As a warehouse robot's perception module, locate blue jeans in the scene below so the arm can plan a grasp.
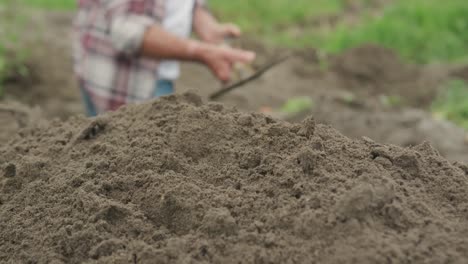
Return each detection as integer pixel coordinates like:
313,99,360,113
80,80,174,117
80,87,98,117
154,79,175,97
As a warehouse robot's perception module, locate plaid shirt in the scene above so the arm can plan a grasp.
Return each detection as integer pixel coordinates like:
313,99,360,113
74,0,205,113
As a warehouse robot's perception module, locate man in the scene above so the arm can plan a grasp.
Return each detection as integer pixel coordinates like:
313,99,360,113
74,0,255,116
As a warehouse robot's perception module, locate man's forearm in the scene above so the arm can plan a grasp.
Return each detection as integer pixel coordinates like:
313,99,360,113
192,5,241,44
140,24,206,62
193,5,218,35
140,23,255,82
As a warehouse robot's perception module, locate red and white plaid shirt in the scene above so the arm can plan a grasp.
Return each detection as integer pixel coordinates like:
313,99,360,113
73,0,205,113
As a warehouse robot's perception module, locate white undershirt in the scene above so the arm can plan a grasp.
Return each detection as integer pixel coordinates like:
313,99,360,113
158,0,195,80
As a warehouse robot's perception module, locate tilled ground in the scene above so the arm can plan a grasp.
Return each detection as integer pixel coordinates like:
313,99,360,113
1,94,468,263
3,11,468,163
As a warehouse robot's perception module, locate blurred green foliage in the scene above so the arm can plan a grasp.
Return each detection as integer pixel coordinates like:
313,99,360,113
0,0,29,97
432,80,468,129
209,0,345,32
323,0,468,63
0,0,17,97
209,0,371,48
14,0,468,64
24,0,357,47
280,96,314,114
27,0,76,10
211,0,468,64
8,0,468,127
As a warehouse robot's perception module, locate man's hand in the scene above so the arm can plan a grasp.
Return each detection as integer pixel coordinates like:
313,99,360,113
195,43,255,82
192,7,255,82
197,23,241,44
193,6,241,44
141,24,255,83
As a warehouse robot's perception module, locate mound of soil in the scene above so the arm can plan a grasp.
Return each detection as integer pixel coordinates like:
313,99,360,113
2,93,468,263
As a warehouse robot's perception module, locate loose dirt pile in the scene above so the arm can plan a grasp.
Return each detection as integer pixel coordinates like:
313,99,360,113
2,93,468,263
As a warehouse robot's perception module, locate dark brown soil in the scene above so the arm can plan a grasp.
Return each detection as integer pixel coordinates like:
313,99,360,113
329,45,451,108
2,93,468,263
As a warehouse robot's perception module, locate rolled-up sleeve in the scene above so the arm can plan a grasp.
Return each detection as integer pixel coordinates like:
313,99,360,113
104,1,157,56
107,0,204,56
110,14,154,56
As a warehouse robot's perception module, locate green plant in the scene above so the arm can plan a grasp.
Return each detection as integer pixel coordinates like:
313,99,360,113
322,0,468,63
27,0,76,10
21,0,468,65
210,0,468,63
0,57,4,97
208,0,364,47
209,0,343,30
0,1,13,97
280,96,314,114
432,79,468,129
0,0,30,98
379,95,404,108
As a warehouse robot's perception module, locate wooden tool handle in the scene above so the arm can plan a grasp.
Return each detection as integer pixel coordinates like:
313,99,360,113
209,54,290,101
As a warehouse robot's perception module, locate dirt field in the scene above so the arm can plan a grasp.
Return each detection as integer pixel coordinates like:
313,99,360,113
2,12,81,120
177,44,468,162
2,12,468,163
2,94,468,263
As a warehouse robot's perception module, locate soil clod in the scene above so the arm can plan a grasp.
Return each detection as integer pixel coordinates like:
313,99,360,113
3,163,16,178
